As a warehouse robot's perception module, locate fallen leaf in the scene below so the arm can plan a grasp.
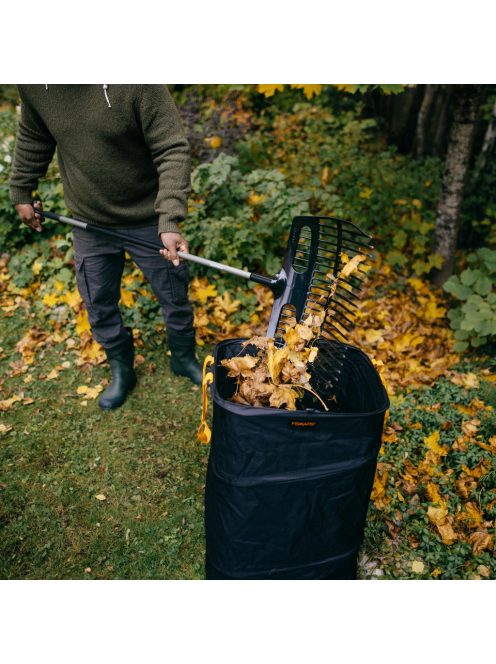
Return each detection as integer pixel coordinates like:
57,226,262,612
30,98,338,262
424,431,448,456
412,561,424,574
95,494,106,501
269,385,299,410
221,355,259,379
450,372,479,389
469,530,493,555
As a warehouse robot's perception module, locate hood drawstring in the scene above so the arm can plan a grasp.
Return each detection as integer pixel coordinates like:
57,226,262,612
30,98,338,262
45,85,48,90
103,84,111,108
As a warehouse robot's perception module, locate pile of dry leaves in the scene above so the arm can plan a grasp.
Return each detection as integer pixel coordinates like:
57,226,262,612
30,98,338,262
221,314,325,411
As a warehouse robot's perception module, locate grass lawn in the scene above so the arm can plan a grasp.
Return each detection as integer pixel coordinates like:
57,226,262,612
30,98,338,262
1,307,495,580
1,308,210,579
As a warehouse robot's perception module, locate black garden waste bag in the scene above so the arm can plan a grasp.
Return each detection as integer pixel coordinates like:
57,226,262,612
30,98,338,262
204,338,390,580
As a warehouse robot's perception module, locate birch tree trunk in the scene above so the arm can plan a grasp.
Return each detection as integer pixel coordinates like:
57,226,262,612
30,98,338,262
431,85,482,286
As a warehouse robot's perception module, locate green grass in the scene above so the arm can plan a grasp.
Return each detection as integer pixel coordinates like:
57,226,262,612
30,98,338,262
0,310,210,579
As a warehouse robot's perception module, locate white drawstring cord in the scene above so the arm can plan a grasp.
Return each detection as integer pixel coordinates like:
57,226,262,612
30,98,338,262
45,84,48,90
103,84,111,108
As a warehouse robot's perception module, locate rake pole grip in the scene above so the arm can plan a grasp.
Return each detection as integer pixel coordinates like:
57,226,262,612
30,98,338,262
34,207,255,281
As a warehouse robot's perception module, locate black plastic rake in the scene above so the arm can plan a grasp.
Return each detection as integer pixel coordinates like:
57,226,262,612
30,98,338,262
35,208,373,406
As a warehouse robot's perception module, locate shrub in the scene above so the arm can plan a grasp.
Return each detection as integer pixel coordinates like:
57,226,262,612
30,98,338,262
184,153,312,279
0,109,67,249
443,248,496,351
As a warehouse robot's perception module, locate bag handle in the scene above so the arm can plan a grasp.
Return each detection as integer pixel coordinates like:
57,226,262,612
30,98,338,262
197,354,215,444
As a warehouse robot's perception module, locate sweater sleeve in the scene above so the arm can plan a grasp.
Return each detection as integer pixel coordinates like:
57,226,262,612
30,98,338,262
136,85,191,235
9,89,56,206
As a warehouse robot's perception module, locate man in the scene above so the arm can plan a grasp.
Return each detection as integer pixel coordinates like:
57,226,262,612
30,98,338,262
9,84,202,410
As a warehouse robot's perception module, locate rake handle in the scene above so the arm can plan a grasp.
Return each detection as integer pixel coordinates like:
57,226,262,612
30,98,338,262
34,207,278,288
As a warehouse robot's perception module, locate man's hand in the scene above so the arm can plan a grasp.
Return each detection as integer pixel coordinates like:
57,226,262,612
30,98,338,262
160,232,189,266
16,200,43,232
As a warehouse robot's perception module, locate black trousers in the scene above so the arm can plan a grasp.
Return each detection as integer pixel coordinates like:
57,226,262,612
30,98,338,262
73,224,195,349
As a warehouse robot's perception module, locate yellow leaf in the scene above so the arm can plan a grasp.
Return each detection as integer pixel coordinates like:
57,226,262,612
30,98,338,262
269,385,299,410
0,394,23,411
257,84,284,97
457,501,484,527
334,84,359,94
365,330,384,344
32,259,43,275
411,561,424,574
76,310,91,336
54,280,65,293
247,191,265,206
339,254,366,278
220,355,259,379
266,340,289,384
63,290,81,309
424,300,446,320
205,135,222,149
290,84,323,99
85,386,104,399
424,431,447,456
427,505,448,527
426,482,446,507
42,293,59,307
0,423,13,436
120,288,136,308
437,523,458,546
359,187,373,200
450,372,479,389
46,369,59,380
77,385,89,395
461,418,479,438
95,494,106,501
193,283,218,304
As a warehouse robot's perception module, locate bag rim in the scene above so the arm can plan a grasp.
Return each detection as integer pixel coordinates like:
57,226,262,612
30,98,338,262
212,337,390,419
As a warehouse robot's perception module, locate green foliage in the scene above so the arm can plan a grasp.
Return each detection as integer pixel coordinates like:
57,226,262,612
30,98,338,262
185,153,311,278
237,102,443,274
0,110,67,249
444,248,496,351
362,373,496,580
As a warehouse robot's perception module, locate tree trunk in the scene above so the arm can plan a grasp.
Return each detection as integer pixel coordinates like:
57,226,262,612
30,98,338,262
473,98,496,180
432,85,454,157
415,85,438,157
431,85,482,286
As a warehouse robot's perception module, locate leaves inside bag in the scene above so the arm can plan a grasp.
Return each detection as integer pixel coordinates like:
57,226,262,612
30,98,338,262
221,314,327,411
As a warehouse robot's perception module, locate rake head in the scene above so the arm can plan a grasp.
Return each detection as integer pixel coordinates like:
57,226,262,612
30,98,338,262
266,215,373,408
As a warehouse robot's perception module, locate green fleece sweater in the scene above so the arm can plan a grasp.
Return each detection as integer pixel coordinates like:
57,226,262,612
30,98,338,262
9,84,191,235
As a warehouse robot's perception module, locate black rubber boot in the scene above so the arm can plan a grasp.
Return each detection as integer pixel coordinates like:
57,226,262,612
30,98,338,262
168,330,203,386
99,334,137,410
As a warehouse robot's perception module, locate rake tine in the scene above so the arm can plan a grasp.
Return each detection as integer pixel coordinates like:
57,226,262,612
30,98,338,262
295,243,372,262
319,219,372,240
311,266,370,283
343,272,367,286
316,238,374,259
312,346,345,374
310,276,361,299
309,306,352,334
318,227,373,247
305,301,354,333
309,285,359,311
306,295,355,324
322,318,349,338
